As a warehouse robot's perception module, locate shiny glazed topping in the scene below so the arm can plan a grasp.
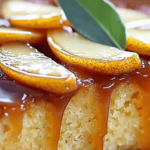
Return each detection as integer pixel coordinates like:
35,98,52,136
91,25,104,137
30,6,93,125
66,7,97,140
0,0,150,150
0,69,75,149
1,40,150,149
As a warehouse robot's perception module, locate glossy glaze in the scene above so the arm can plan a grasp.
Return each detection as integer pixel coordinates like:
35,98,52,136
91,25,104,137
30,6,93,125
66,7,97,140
1,42,150,149
0,0,150,149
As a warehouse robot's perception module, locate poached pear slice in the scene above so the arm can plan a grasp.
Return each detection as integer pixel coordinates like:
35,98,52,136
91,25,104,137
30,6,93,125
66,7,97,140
116,8,150,55
0,27,46,44
127,29,150,56
0,42,76,94
128,29,150,44
47,29,141,75
1,1,70,29
116,7,150,29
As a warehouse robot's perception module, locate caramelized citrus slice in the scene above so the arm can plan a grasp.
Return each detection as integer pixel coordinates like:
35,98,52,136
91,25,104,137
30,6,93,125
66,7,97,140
116,7,150,29
0,27,46,44
1,1,70,29
126,29,150,56
0,42,76,94
47,29,141,75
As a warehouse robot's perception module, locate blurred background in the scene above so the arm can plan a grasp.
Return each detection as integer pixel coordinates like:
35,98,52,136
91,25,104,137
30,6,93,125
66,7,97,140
25,0,150,16
110,0,150,15
1,0,150,16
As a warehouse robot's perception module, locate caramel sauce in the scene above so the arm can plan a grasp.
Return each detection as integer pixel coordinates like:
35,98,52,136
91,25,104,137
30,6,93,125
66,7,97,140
1,46,150,149
65,63,134,149
0,71,74,149
0,79,35,148
130,56,150,149
0,0,150,149
56,54,150,150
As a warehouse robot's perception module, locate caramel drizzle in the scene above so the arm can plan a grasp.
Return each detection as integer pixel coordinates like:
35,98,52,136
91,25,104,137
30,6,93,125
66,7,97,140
1,51,150,150
0,0,150,149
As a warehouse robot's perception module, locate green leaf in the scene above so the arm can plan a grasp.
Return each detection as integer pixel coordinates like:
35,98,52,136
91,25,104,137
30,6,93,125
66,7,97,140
57,0,126,50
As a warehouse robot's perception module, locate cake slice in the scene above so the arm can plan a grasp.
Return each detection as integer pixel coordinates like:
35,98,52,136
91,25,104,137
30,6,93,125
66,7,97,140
0,0,150,150
0,79,145,150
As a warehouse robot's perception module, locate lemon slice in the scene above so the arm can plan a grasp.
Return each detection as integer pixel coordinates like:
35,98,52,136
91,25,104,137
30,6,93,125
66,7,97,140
1,1,70,29
0,27,45,44
0,42,76,94
47,29,141,75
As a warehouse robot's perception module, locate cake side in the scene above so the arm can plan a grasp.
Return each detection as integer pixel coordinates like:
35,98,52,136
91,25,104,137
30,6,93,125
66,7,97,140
103,82,141,150
0,82,143,150
58,85,101,150
59,82,142,150
19,101,54,150
0,100,55,150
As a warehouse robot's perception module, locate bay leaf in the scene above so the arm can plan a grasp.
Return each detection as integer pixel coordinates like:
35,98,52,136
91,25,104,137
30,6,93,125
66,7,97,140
57,0,126,49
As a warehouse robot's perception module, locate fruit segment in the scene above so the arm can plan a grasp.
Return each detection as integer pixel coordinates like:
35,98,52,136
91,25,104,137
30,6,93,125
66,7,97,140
0,42,76,94
116,7,150,29
47,29,141,75
116,7,150,56
0,27,46,44
1,1,70,29
126,29,150,56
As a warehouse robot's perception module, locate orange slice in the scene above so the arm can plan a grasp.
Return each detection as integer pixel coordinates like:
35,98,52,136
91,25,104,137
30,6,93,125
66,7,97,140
47,29,141,75
127,29,150,56
1,1,70,29
0,27,46,45
0,42,76,94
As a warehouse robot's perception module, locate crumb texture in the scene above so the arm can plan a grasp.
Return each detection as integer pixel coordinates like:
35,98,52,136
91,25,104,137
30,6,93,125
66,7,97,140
103,83,141,150
0,101,54,150
0,115,15,150
19,101,53,150
58,85,101,150
0,82,142,150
